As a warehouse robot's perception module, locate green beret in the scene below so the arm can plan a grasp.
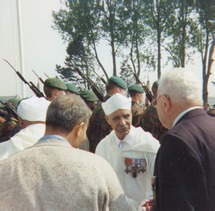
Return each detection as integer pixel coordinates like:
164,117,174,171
0,103,5,109
108,76,127,89
128,84,144,93
80,90,98,102
152,81,159,89
7,98,20,109
65,83,79,95
44,78,67,90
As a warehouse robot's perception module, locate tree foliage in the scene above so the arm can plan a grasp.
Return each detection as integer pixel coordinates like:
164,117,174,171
53,0,215,103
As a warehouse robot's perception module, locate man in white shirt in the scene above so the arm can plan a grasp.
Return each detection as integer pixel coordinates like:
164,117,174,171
0,96,50,160
95,93,160,206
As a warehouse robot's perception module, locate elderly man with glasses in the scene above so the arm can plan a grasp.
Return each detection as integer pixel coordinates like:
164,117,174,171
143,68,215,211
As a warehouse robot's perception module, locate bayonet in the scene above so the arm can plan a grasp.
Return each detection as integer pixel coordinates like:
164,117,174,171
3,59,45,98
133,73,154,103
32,69,44,84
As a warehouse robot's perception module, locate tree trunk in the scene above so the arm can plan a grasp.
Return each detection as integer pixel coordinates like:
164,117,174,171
205,32,215,103
156,0,161,79
91,37,109,80
111,37,117,76
180,0,187,68
135,31,141,77
202,30,210,104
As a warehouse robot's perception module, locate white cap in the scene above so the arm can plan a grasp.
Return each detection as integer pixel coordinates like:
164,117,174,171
17,96,50,121
102,93,131,115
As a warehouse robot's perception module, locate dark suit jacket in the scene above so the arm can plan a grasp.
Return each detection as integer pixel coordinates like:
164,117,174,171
154,109,215,211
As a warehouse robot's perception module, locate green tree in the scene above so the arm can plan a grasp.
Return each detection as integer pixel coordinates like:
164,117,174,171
142,0,173,78
53,0,157,78
119,59,135,85
125,0,156,77
52,0,215,102
53,0,109,79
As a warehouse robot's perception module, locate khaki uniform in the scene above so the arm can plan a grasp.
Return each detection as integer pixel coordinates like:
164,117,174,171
131,101,145,127
87,100,112,153
140,105,168,142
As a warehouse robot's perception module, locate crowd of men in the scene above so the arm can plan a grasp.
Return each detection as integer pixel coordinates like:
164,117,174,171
0,68,215,211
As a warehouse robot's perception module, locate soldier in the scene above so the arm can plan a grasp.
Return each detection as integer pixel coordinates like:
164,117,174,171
0,110,20,143
44,78,67,101
65,82,79,95
87,76,127,153
80,90,99,111
79,90,99,151
0,98,21,142
140,81,168,142
96,93,160,207
128,84,146,127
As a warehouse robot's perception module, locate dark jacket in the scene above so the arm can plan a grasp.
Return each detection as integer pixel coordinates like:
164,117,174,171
154,109,215,211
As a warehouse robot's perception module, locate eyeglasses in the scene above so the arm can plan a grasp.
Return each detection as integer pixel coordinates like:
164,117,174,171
152,94,170,108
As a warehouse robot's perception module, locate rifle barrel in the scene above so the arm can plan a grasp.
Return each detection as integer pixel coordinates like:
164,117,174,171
3,59,44,98
133,73,154,103
75,67,104,101
32,69,45,84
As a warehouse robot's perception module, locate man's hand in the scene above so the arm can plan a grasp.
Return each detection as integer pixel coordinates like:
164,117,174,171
142,199,154,211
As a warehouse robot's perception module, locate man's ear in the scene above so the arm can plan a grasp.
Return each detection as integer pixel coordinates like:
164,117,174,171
73,122,85,138
162,95,171,113
105,116,110,125
66,122,85,148
53,89,59,97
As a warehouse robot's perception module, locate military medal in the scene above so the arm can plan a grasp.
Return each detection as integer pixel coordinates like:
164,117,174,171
124,158,147,178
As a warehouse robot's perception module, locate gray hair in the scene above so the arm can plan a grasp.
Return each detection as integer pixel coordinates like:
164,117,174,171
158,68,202,103
46,95,91,133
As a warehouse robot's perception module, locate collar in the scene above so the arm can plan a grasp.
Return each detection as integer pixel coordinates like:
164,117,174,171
173,106,202,127
38,135,71,146
114,126,136,147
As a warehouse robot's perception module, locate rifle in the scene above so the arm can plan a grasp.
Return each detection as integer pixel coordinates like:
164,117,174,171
0,100,18,119
44,73,50,78
32,69,44,84
74,67,105,102
29,82,45,97
3,59,45,98
133,73,154,103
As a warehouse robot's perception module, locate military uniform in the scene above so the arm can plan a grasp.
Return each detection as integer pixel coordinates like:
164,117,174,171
140,105,168,141
0,117,20,143
0,99,21,143
128,84,145,127
87,96,112,153
131,101,145,127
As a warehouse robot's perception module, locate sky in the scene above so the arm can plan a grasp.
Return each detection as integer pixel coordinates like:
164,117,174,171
0,0,215,102
0,0,67,98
